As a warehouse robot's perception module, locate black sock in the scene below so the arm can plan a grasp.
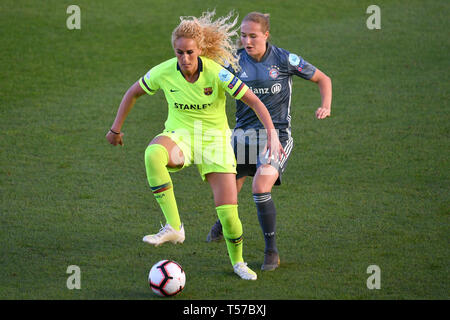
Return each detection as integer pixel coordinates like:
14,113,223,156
253,192,277,253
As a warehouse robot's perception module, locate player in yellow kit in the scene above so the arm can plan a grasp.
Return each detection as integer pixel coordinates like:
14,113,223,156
105,11,284,280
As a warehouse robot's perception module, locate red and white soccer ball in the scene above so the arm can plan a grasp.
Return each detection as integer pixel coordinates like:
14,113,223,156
148,260,186,297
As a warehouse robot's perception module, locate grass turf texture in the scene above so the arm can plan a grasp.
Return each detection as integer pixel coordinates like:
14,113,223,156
0,0,448,300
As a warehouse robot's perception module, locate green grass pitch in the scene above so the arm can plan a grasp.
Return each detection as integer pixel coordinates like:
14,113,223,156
0,0,448,300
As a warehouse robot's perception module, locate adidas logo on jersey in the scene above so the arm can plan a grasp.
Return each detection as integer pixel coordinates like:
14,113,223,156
240,71,248,78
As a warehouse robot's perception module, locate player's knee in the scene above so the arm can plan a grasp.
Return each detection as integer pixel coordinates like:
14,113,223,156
252,165,278,193
145,144,169,170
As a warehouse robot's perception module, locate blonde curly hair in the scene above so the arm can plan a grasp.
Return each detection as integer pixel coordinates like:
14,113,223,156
172,10,240,71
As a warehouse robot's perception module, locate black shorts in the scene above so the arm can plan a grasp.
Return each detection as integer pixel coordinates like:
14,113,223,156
232,129,294,185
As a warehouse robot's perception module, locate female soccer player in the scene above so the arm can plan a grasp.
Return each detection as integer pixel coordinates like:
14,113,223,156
206,12,332,271
105,11,284,280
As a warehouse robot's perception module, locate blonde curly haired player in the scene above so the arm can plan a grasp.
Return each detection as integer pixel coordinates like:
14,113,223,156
172,10,241,72
106,10,285,280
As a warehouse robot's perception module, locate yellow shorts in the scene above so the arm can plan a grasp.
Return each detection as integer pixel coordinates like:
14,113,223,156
156,129,237,181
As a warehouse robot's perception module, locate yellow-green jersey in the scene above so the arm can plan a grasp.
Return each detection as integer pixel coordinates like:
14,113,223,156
139,56,248,135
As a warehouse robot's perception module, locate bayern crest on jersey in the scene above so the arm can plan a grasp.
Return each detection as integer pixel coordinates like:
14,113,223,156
269,67,279,79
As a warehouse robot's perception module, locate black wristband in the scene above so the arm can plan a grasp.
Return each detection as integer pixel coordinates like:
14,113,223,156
110,129,120,135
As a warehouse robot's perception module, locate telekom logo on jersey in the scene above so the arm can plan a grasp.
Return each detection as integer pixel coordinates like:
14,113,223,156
167,121,280,169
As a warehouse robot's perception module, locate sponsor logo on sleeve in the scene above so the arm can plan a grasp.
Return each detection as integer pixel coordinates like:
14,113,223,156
289,53,300,66
219,69,232,82
228,76,238,89
297,59,305,72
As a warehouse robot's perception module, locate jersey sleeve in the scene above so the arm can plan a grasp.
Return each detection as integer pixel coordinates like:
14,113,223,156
217,67,249,100
286,52,316,80
139,67,160,95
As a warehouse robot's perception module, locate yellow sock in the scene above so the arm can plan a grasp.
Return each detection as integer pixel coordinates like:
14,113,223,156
216,204,244,266
145,144,181,230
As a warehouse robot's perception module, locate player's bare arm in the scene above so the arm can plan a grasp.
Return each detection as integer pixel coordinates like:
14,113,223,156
310,68,332,119
106,81,146,146
239,89,286,161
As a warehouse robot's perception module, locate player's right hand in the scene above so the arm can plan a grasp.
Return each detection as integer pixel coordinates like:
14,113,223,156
106,130,124,146
264,129,286,164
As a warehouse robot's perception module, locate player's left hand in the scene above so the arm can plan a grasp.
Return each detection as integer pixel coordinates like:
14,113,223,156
315,106,331,119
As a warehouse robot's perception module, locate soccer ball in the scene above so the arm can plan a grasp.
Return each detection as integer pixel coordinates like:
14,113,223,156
148,260,186,297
